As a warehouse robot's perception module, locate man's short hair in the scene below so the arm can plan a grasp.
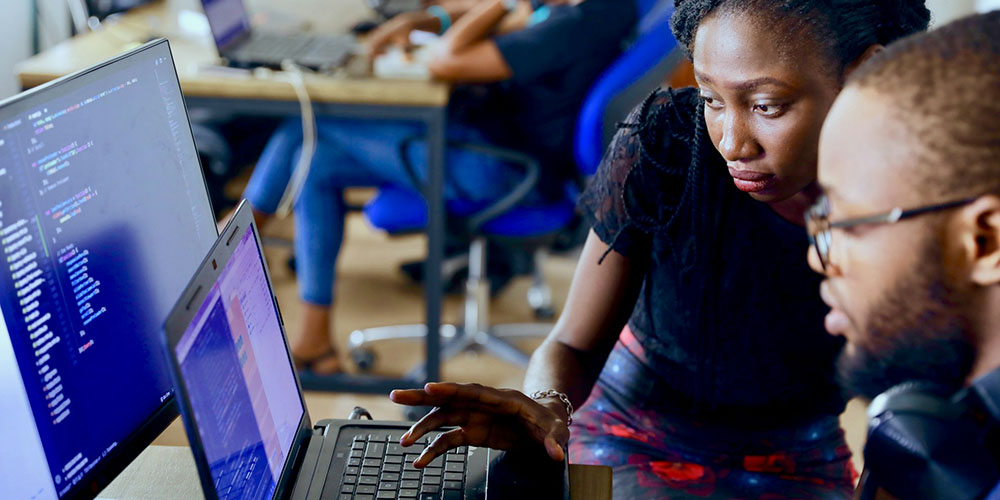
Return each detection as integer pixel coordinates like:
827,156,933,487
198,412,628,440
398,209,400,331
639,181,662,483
847,11,1000,200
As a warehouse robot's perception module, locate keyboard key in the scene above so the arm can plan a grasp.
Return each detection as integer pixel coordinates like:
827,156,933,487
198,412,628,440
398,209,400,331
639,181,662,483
427,455,444,468
355,495,374,500
400,480,420,489
363,459,382,468
399,489,418,498
443,490,462,500
420,484,440,494
377,491,395,500
381,472,400,482
385,455,403,464
350,449,364,459
366,442,386,457
344,474,358,484
386,444,406,456
377,481,398,490
359,476,378,486
422,468,442,477
345,466,360,476
419,494,440,500
421,475,441,485
454,447,466,454
341,483,355,494
443,481,462,490
352,441,366,450
348,458,361,467
368,434,387,442
401,471,420,481
356,484,377,494
443,473,462,482
405,454,421,466
382,464,402,473
361,467,380,476
387,434,400,443
444,463,464,473
445,454,463,462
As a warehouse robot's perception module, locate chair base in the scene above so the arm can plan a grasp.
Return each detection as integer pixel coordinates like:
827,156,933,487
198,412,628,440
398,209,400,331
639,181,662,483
348,322,553,376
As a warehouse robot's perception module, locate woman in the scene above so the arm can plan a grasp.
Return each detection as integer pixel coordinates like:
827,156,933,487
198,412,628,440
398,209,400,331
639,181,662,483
389,0,931,498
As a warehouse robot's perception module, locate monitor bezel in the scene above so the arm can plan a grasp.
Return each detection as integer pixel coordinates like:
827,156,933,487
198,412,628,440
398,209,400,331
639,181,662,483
0,38,217,500
163,200,314,500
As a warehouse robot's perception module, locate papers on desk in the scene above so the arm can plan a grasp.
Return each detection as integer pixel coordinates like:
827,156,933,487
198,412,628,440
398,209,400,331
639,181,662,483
372,31,438,81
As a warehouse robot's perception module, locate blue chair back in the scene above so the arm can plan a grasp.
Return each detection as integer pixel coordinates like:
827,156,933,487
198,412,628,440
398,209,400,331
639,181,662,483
573,0,681,175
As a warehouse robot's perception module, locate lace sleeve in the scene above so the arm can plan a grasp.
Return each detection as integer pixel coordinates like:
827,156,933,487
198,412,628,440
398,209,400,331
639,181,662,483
578,89,692,261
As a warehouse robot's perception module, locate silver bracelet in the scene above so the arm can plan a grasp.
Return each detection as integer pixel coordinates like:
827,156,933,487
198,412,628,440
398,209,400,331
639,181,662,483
530,390,574,425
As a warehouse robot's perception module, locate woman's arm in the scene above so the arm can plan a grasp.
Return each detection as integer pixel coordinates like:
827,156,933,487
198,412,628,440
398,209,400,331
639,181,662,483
426,0,531,81
390,230,646,463
522,230,646,419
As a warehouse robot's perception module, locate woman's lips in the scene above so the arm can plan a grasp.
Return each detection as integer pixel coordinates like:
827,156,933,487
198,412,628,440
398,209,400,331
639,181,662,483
727,167,775,193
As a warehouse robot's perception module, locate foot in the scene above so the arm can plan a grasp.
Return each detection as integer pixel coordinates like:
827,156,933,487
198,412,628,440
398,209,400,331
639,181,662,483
292,347,342,375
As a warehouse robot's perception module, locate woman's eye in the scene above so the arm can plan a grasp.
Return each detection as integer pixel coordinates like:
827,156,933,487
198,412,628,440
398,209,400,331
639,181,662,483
753,103,783,116
701,96,723,109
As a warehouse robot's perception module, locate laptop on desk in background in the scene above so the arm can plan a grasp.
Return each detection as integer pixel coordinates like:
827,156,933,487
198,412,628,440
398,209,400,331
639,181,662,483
200,0,356,71
162,201,569,500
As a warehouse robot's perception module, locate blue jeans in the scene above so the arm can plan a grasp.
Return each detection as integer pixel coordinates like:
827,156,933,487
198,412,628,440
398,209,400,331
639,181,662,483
244,117,529,305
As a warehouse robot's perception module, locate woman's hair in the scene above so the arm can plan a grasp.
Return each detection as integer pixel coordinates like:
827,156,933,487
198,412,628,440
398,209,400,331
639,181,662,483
670,0,931,74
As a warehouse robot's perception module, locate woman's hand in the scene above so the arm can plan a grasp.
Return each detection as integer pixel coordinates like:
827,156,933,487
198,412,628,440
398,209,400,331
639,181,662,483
389,382,571,467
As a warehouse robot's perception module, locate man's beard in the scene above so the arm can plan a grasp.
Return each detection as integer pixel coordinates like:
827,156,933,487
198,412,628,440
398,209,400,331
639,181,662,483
836,241,976,400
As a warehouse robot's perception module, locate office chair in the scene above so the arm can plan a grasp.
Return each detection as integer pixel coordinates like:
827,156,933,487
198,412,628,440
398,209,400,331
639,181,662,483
349,0,683,372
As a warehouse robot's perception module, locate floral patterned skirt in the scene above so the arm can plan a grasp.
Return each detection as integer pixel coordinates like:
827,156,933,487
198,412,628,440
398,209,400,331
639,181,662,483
569,328,857,499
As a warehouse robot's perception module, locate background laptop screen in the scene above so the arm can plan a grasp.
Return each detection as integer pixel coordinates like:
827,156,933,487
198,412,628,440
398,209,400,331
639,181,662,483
175,227,304,500
0,41,216,499
202,0,252,49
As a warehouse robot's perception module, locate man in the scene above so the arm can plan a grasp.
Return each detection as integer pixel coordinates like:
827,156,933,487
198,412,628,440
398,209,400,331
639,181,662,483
810,11,1000,500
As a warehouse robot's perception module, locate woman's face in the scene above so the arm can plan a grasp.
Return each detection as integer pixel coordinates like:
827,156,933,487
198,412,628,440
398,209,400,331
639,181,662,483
692,11,842,202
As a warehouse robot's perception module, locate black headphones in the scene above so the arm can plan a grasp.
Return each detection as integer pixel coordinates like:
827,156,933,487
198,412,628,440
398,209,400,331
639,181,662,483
860,368,1000,500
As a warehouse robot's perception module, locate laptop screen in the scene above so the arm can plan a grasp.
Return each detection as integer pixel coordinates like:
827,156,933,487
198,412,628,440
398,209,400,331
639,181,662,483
201,0,252,49
174,227,304,500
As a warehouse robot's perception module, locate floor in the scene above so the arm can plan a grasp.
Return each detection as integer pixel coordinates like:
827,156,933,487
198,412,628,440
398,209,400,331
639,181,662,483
151,198,869,475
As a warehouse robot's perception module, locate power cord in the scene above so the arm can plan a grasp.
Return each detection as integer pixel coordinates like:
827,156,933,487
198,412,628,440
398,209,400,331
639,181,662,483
261,60,317,219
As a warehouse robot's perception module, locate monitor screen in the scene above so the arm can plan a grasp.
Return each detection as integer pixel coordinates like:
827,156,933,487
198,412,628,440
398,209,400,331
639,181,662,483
201,0,252,49
0,41,216,499
175,227,304,500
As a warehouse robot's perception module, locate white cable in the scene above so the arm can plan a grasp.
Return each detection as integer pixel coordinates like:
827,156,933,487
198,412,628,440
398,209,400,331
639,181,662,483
274,60,317,218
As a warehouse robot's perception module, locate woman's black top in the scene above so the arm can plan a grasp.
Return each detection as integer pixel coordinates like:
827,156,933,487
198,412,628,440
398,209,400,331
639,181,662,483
579,87,846,429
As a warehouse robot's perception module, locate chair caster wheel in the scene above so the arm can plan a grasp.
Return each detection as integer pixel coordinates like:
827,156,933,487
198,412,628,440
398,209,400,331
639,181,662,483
351,348,376,373
533,306,556,320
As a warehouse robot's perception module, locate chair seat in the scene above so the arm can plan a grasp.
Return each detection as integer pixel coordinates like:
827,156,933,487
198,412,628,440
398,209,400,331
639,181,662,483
363,185,577,238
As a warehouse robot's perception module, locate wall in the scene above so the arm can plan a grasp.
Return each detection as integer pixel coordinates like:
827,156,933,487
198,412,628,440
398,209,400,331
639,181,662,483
0,1,32,100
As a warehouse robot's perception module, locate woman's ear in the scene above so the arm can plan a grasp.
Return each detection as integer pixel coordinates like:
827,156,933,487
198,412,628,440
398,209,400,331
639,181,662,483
843,44,884,81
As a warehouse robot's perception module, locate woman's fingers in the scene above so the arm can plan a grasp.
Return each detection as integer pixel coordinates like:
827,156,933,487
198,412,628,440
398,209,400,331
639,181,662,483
400,407,469,446
413,427,468,468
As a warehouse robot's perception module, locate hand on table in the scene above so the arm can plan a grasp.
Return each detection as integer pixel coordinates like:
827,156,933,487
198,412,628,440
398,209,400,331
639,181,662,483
366,15,419,62
390,382,570,468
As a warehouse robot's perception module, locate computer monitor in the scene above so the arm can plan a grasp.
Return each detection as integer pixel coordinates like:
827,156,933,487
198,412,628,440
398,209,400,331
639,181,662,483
201,0,253,51
0,40,216,499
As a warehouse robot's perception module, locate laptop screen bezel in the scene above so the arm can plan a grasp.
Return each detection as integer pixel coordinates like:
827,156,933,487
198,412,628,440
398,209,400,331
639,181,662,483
163,200,313,500
0,38,217,500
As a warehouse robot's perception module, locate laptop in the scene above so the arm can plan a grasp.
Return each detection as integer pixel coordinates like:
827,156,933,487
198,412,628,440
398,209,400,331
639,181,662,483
200,0,355,70
162,201,569,500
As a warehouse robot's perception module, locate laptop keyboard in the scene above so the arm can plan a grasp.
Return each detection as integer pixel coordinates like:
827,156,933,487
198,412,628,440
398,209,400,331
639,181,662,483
337,432,467,500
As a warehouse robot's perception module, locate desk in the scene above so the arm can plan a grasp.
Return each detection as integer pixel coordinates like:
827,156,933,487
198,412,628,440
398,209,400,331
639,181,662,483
97,446,613,500
16,0,449,394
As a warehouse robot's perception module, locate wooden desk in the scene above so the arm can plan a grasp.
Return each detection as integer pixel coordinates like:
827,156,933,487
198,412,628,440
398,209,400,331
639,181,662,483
15,0,451,395
96,446,613,500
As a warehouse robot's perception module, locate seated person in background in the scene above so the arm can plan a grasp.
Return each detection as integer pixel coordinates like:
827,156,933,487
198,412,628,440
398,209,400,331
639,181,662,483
390,1,930,498
243,0,638,373
810,11,1000,500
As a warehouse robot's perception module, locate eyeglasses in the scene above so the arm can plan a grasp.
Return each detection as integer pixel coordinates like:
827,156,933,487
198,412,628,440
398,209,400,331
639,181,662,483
805,195,977,272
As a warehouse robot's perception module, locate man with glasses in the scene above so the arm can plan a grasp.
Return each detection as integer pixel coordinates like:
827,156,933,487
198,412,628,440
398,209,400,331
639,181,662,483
807,11,1000,500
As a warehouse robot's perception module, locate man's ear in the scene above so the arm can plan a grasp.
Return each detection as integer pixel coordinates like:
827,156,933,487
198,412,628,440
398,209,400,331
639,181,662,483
958,195,1000,287
842,44,884,82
